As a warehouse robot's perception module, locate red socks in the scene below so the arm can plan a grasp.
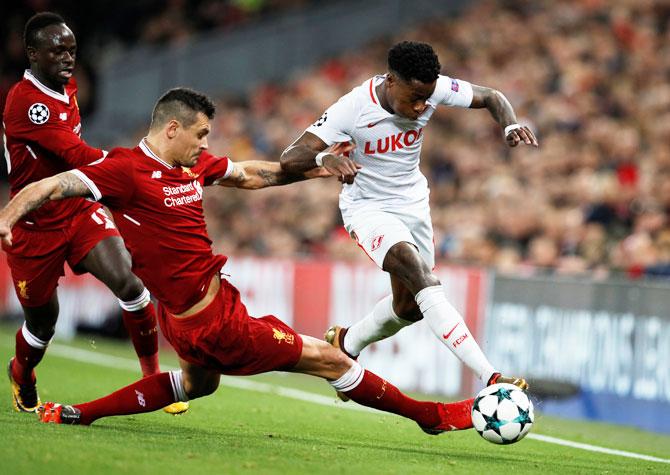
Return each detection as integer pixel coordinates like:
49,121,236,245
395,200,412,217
340,367,473,431
75,372,177,425
121,303,160,377
13,325,48,385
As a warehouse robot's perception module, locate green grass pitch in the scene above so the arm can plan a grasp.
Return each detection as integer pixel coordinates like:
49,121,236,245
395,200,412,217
1,323,669,474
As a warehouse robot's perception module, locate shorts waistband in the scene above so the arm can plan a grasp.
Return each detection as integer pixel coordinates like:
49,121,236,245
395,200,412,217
162,284,223,331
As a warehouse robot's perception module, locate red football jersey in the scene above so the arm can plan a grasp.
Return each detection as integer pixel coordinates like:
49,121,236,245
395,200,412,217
3,70,105,229
73,139,234,314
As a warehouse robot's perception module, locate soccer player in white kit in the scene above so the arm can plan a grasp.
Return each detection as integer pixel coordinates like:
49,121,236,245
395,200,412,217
280,41,538,396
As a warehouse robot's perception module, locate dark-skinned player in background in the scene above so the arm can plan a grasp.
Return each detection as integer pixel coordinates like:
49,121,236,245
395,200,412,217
2,12,187,415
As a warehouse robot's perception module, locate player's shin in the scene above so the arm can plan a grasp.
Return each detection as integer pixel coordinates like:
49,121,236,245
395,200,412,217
73,370,187,425
120,288,160,377
416,285,496,384
331,362,472,431
344,295,413,357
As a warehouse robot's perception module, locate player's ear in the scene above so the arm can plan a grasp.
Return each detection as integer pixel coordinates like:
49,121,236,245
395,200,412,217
166,119,180,139
26,46,38,63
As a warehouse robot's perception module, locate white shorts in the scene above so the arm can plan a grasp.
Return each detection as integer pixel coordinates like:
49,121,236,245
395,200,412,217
341,204,435,269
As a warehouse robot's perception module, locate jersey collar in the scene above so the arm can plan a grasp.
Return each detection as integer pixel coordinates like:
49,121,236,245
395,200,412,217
139,138,174,169
369,75,385,105
23,70,69,104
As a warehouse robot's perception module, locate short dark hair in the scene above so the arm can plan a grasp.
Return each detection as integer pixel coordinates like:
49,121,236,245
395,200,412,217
388,41,441,84
151,88,216,129
24,12,66,49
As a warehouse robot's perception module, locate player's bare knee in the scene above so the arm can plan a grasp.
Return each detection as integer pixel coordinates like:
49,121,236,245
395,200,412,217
183,375,219,399
24,308,58,341
384,242,439,292
114,274,145,302
393,298,423,322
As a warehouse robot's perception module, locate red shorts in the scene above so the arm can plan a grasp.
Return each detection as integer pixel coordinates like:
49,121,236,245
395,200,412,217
3,204,120,307
157,277,303,375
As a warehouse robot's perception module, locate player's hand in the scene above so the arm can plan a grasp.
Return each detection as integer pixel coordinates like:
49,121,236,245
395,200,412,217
305,167,333,179
319,141,360,184
505,125,538,148
0,220,13,247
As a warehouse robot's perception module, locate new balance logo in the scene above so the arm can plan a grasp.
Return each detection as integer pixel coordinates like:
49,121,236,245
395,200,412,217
135,390,146,407
151,171,162,179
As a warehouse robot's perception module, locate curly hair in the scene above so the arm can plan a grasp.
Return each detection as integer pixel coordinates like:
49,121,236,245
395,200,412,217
24,12,66,49
388,41,441,84
151,87,216,129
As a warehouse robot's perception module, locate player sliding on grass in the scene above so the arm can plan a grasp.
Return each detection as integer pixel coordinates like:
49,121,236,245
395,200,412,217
281,41,536,397
2,12,186,415
0,87,479,433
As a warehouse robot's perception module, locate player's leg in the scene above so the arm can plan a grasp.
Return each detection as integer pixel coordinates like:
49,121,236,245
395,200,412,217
74,235,160,377
9,295,59,412
291,335,473,433
39,357,210,425
328,210,419,358
339,278,419,358
383,241,500,384
6,227,65,413
75,234,189,414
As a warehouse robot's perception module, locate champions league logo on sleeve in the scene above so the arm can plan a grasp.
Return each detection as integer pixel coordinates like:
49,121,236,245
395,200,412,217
28,103,50,124
451,80,459,92
313,112,328,127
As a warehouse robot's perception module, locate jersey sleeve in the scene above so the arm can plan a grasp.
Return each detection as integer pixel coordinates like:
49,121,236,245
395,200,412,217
305,94,356,145
70,150,134,208
11,97,104,167
198,151,234,186
433,75,474,108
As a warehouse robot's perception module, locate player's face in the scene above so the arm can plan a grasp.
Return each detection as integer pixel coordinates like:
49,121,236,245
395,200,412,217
27,24,77,88
386,74,436,120
172,112,210,167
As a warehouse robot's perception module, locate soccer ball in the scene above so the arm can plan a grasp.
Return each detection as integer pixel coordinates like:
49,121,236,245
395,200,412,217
471,383,534,444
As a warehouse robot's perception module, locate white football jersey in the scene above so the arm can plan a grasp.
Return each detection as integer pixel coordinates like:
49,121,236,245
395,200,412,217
306,74,473,210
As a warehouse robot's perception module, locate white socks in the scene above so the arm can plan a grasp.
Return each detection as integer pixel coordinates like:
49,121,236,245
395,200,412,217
329,362,364,392
341,286,496,384
343,295,414,357
168,370,189,402
416,285,495,383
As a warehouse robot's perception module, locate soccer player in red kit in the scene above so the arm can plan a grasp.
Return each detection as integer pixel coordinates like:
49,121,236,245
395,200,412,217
0,87,476,434
2,12,186,415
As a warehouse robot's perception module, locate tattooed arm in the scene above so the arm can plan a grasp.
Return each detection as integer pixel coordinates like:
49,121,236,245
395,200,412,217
470,85,538,147
0,172,91,246
214,161,331,190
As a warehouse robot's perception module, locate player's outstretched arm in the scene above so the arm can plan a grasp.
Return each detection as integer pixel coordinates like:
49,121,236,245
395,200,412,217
214,160,330,190
469,85,539,148
281,132,359,184
0,172,91,246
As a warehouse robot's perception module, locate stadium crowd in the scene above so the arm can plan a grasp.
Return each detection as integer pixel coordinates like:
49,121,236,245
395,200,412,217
198,0,670,279
4,0,670,279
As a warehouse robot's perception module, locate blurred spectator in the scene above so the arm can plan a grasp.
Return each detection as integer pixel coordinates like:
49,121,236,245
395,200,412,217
6,0,670,279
